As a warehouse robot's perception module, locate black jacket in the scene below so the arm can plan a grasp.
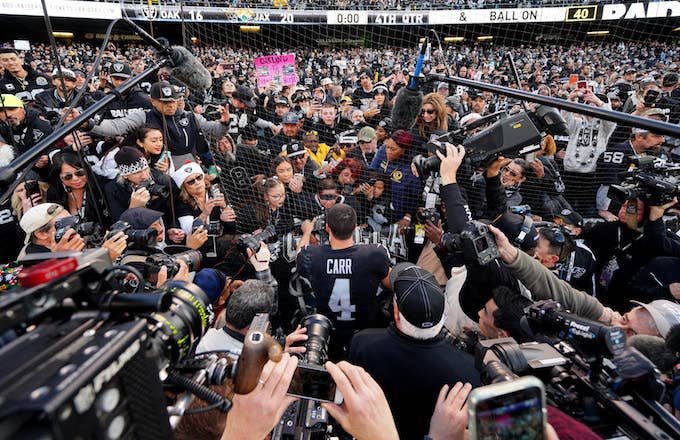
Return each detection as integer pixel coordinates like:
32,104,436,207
99,88,152,120
103,171,172,222
34,87,95,126
0,65,50,101
349,324,481,440
0,107,52,155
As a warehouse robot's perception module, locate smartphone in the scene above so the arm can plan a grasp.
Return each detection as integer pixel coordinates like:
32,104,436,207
468,376,546,440
24,180,41,199
287,363,342,404
294,173,304,183
577,80,587,89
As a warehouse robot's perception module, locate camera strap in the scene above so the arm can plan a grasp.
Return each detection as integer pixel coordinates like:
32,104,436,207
514,215,534,247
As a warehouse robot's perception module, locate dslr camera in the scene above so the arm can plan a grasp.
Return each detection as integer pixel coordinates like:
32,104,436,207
146,250,202,280
192,218,222,237
415,208,440,225
237,225,276,255
108,220,159,247
139,179,170,199
54,216,103,245
441,220,500,265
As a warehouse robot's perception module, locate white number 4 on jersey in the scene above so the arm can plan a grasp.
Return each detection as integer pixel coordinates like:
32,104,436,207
329,279,356,321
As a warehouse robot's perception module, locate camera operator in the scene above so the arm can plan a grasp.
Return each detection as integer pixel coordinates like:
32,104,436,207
104,146,171,221
18,203,126,262
583,197,680,310
595,114,667,221
296,204,392,359
487,224,680,339
348,263,481,440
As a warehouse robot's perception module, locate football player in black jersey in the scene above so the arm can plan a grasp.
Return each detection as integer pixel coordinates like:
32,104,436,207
296,203,392,360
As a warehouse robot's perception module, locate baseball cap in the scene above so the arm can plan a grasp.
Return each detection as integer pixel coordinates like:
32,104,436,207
241,125,258,141
630,300,680,338
109,61,132,79
275,98,290,107
390,263,445,334
284,142,306,158
119,207,163,229
193,268,227,304
437,82,449,90
282,111,300,124
359,69,373,79
20,203,64,242
320,77,333,86
51,68,76,80
663,72,679,87
553,208,584,228
340,96,353,104
150,81,177,101
0,94,24,109
337,130,358,144
232,85,256,108
358,126,376,143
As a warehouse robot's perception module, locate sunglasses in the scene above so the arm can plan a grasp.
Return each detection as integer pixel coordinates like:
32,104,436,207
502,166,521,178
319,193,338,201
185,174,204,186
305,130,318,136
61,169,86,181
291,155,306,161
421,109,436,115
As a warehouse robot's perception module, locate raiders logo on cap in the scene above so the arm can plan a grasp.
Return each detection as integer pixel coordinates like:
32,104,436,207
33,130,44,142
183,165,194,173
162,87,172,97
179,118,189,127
561,209,572,216
36,77,48,86
112,63,124,73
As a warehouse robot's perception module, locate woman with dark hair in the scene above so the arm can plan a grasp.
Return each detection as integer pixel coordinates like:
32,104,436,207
46,150,111,227
413,92,448,150
236,178,295,236
271,155,316,220
135,124,175,175
369,129,423,229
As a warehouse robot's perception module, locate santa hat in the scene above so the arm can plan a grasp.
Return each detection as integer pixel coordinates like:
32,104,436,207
171,161,204,188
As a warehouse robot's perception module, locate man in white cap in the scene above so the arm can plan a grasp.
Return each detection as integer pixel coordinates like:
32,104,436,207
35,68,94,126
19,203,84,255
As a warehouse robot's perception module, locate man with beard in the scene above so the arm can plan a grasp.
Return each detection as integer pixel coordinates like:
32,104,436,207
35,68,94,126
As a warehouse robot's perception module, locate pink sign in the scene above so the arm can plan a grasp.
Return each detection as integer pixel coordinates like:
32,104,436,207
254,53,297,88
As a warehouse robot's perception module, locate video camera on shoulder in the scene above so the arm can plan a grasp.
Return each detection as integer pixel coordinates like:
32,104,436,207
441,220,500,266
145,249,202,282
412,105,567,179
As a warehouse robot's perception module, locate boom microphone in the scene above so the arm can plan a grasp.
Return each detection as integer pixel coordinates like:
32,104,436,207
665,324,680,353
391,87,423,131
628,335,677,373
156,40,212,92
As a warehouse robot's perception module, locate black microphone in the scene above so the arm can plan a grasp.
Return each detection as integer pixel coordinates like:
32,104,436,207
155,38,212,92
628,334,677,373
390,37,426,131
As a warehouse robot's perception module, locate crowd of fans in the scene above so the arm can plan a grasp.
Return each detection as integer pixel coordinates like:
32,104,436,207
2,34,680,438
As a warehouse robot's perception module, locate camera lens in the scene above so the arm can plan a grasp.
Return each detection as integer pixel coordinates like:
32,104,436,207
301,314,333,365
173,250,202,273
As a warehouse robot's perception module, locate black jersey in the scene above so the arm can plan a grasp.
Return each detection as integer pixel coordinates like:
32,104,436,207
297,243,390,348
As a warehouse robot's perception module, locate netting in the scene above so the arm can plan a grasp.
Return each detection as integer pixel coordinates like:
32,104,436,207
153,1,680,261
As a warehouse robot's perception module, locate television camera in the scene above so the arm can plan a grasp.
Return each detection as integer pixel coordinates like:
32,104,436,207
469,300,680,439
412,105,567,178
608,156,680,206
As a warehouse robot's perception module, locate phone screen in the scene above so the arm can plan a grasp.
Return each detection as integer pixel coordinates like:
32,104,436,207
287,363,337,403
473,386,544,440
577,80,587,89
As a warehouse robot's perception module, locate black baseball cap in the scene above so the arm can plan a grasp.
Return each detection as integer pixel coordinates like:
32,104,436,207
150,81,177,101
119,207,163,229
390,263,445,331
109,61,132,79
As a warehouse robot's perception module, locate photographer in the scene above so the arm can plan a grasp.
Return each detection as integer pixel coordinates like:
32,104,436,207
18,203,126,262
487,224,680,339
104,146,171,221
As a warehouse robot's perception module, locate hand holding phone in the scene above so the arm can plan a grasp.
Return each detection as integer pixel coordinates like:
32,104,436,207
468,376,546,440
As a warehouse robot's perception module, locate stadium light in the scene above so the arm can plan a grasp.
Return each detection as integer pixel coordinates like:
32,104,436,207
586,30,609,36
673,26,680,32
240,25,261,33
444,37,465,43
52,32,74,38
477,36,493,41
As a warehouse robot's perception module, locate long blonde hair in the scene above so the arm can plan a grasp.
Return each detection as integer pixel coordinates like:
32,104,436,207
416,93,448,137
